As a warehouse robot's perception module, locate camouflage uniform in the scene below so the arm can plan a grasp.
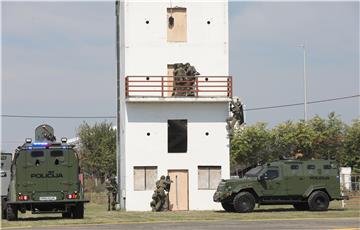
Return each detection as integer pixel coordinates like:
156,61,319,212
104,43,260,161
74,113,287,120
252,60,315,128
105,176,118,211
184,63,200,96
173,64,187,96
150,175,172,211
226,98,244,135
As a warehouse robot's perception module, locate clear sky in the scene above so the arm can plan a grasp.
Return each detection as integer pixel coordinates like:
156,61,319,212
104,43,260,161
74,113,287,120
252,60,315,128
1,1,359,153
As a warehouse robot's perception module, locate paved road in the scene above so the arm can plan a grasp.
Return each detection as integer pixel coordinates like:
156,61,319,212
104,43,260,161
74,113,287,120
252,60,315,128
7,218,360,230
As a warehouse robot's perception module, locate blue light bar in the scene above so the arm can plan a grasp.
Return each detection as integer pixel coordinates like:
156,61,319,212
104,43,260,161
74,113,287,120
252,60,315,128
32,142,49,146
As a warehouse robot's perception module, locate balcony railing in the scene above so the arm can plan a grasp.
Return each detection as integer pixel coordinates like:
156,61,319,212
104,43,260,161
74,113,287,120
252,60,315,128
125,76,232,98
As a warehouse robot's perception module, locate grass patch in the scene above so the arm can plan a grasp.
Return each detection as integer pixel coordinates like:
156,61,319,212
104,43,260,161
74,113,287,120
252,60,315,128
1,201,359,229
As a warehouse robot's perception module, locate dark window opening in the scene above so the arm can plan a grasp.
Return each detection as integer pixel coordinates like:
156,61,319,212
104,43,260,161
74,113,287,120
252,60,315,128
207,20,211,24
307,165,316,170
168,119,187,153
147,132,150,136
291,165,299,170
54,159,59,165
145,20,149,24
51,150,63,157
205,132,209,136
264,169,279,180
35,160,40,166
31,151,44,158
146,77,150,80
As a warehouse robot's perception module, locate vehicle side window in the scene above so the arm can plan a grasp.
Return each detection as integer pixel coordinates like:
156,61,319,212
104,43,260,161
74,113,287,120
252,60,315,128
264,169,279,180
31,151,44,157
323,165,331,170
50,150,63,157
290,165,299,170
307,165,315,170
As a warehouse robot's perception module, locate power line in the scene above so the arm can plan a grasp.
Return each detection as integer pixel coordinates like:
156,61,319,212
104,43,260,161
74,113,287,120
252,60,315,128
1,94,359,118
245,94,359,111
0,115,116,119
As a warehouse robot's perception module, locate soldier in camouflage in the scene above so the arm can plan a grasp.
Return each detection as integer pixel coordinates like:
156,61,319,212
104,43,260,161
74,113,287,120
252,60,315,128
150,175,172,211
105,175,118,211
226,98,244,135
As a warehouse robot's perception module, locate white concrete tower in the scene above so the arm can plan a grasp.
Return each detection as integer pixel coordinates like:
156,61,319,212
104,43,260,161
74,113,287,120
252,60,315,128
118,0,232,211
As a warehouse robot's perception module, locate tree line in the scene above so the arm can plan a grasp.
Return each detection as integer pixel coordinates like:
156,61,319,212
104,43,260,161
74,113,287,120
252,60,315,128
77,113,360,178
231,113,360,173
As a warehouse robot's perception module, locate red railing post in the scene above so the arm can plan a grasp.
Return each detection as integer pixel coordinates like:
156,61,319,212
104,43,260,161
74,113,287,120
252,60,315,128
161,76,164,97
195,77,199,97
227,76,232,97
125,76,129,97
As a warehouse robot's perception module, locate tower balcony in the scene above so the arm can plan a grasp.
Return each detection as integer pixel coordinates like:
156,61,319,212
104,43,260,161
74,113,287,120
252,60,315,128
125,76,232,101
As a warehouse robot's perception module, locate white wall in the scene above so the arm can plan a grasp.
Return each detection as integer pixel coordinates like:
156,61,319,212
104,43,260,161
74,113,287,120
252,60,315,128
119,0,230,211
125,102,230,210
121,0,229,76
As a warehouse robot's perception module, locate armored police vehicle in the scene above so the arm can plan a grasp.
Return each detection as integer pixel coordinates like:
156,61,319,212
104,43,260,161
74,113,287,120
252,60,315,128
1,152,12,219
214,159,346,213
3,125,88,221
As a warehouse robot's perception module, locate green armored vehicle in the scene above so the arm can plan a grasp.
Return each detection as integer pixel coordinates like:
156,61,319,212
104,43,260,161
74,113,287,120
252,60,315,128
214,159,347,213
3,124,88,221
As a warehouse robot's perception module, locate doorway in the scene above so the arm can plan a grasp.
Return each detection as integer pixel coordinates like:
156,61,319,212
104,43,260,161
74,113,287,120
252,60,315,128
168,170,189,211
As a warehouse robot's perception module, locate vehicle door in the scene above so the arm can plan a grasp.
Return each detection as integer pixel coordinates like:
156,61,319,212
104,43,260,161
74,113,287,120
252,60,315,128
286,163,306,195
258,167,283,196
20,149,47,198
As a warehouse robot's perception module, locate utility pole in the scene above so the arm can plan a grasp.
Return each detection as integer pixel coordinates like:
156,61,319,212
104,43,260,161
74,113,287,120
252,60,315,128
115,0,122,209
298,44,307,122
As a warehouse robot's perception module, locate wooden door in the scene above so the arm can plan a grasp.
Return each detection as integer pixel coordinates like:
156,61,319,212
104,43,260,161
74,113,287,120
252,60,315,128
167,64,174,96
168,170,188,211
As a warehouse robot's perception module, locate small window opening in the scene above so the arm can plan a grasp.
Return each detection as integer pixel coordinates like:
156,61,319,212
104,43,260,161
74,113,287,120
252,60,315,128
207,20,211,24
54,159,59,165
145,20,149,24
31,151,44,158
146,77,150,80
51,150,63,157
35,160,40,167
167,7,187,42
307,165,315,170
147,132,150,136
291,165,299,170
205,132,209,136
205,77,209,82
324,165,331,170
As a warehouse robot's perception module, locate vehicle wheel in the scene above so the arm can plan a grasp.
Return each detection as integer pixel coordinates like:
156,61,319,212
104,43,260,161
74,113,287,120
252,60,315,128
308,191,329,211
62,211,72,218
71,203,84,219
6,204,18,221
221,202,235,212
293,203,309,211
233,192,255,213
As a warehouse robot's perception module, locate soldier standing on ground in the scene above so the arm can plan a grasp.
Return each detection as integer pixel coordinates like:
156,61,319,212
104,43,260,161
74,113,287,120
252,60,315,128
105,175,118,211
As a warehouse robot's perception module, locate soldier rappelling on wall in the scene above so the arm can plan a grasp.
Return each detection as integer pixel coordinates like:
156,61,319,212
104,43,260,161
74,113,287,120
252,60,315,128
226,97,244,136
150,175,172,211
172,63,200,97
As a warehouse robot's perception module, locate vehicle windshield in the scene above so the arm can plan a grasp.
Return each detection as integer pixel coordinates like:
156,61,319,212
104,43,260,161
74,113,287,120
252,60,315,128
244,166,263,177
